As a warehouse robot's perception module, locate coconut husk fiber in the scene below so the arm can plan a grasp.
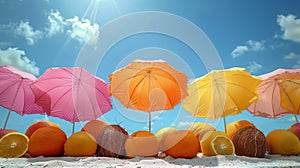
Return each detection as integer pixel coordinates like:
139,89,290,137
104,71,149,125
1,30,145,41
232,126,267,158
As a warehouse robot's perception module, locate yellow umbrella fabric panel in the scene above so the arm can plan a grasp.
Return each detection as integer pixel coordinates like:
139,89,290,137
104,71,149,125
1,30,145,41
279,75,300,115
183,67,261,120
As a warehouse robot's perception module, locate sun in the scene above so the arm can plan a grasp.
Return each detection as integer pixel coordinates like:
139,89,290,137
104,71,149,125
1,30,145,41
83,0,120,23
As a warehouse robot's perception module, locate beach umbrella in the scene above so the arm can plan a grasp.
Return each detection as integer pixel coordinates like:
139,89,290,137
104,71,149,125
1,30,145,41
247,68,300,119
278,73,300,123
109,60,188,132
0,65,44,129
32,67,112,133
182,67,261,133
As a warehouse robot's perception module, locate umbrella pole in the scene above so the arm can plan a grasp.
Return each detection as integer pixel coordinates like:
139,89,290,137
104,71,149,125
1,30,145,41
72,110,76,134
3,110,12,129
72,122,75,134
294,114,299,123
223,116,227,133
148,112,151,133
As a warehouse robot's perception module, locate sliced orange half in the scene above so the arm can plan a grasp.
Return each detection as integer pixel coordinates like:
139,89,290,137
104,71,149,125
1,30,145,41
211,135,235,155
0,132,29,158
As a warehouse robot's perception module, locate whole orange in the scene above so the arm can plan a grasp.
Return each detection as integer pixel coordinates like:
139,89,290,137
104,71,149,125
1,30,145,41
81,120,108,140
187,122,215,152
155,127,177,151
64,131,97,157
226,120,255,139
266,129,300,155
164,130,199,158
28,126,67,157
25,121,60,138
125,130,159,158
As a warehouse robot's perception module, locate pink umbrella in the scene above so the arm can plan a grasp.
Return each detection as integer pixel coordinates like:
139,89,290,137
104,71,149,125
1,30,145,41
32,67,112,133
247,68,300,119
0,66,44,129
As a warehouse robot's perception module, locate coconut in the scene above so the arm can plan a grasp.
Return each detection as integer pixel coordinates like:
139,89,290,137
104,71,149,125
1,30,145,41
232,126,267,158
96,124,128,158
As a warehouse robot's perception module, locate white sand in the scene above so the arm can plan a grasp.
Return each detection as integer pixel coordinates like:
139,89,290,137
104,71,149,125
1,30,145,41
1,154,300,168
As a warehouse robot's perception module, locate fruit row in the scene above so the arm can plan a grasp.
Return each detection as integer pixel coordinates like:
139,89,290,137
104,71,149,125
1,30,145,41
1,120,300,158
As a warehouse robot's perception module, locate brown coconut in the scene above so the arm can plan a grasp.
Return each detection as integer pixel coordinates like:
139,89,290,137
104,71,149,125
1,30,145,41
232,126,267,158
96,125,128,158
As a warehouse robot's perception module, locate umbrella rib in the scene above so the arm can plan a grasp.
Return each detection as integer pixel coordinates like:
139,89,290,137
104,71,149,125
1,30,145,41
271,81,277,117
95,87,112,111
34,83,72,101
112,73,148,92
225,80,258,97
280,87,297,114
78,84,99,120
49,87,72,114
126,74,148,108
217,81,241,114
0,80,21,95
150,74,174,107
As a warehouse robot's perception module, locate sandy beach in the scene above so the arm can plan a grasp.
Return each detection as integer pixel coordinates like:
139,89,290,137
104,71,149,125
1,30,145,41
1,154,300,168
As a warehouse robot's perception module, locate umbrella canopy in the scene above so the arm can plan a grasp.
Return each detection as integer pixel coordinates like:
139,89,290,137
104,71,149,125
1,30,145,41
0,66,43,129
278,72,300,123
109,60,188,132
247,68,300,118
182,67,261,132
32,67,112,133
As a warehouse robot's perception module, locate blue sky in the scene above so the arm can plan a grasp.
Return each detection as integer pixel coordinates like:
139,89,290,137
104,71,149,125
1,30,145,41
0,0,300,136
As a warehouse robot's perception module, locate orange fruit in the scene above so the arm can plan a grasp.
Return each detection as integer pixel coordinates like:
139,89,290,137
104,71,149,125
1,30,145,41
187,122,215,139
187,122,215,152
200,131,235,156
164,130,199,158
81,120,108,140
155,127,177,151
266,129,300,155
28,126,67,157
125,130,159,158
64,131,97,157
0,132,29,158
226,120,255,139
25,121,60,138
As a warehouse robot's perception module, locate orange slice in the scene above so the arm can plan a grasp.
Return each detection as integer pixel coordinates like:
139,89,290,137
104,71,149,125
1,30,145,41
200,131,235,156
0,132,29,158
211,135,235,155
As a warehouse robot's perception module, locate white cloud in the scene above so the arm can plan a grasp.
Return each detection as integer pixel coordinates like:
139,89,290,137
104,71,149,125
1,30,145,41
277,14,300,43
284,52,300,60
247,61,263,73
247,40,265,51
46,10,66,37
231,46,249,58
2,10,99,45
66,16,100,44
231,40,265,58
173,121,193,129
15,21,43,45
284,52,300,68
287,117,297,122
0,48,39,75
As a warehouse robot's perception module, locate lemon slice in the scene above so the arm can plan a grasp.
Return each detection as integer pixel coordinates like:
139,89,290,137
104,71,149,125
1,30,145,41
0,132,29,158
211,135,235,155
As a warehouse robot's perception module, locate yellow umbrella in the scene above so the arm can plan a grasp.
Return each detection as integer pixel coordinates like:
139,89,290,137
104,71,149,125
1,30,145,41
182,67,261,133
278,74,300,123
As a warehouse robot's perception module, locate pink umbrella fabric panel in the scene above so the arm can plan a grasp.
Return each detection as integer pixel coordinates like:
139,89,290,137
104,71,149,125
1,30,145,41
32,67,112,122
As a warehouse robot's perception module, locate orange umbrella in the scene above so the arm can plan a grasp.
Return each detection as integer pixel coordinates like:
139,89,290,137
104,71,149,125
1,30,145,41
109,60,188,132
